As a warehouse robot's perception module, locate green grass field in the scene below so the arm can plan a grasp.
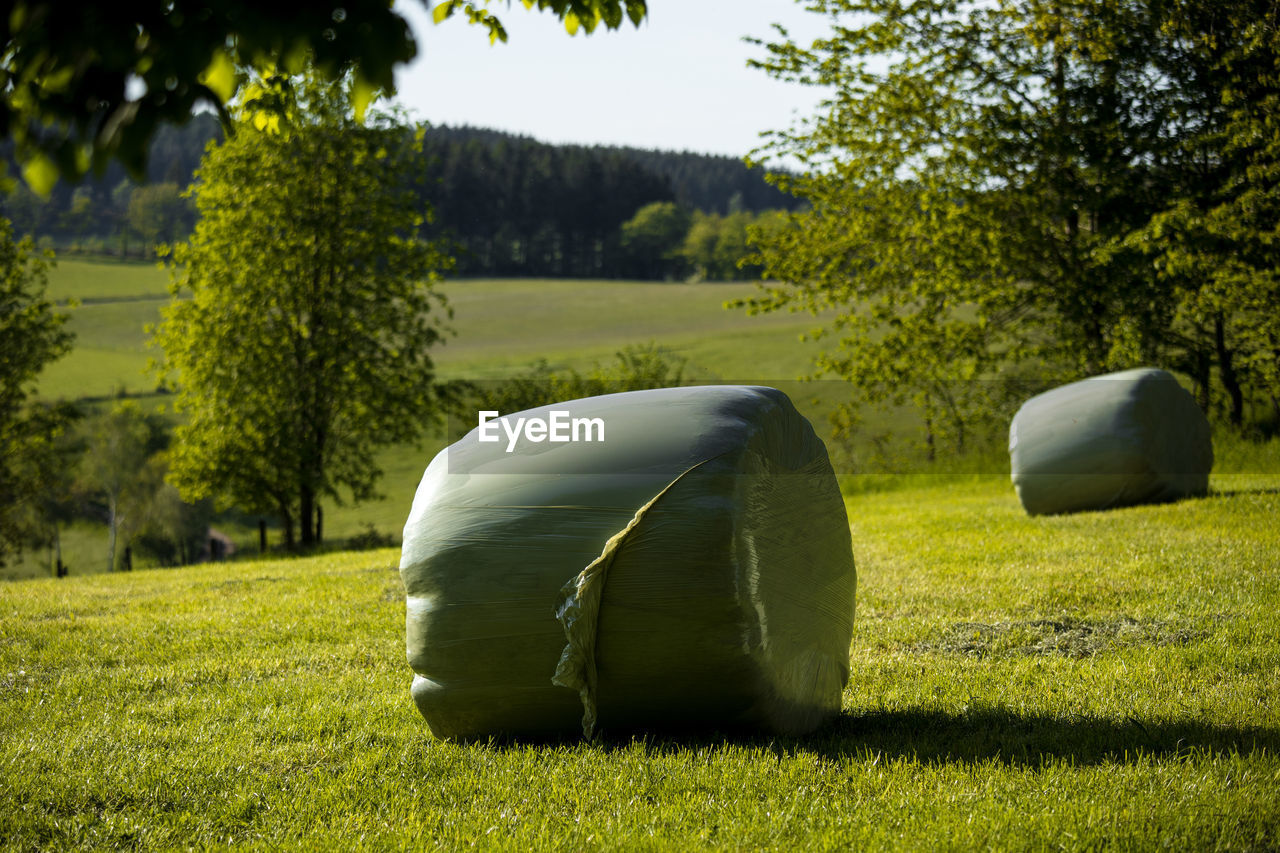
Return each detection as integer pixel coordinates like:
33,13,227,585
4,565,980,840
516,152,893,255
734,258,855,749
3,477,1277,848
44,257,172,303
37,262,830,399
38,260,171,400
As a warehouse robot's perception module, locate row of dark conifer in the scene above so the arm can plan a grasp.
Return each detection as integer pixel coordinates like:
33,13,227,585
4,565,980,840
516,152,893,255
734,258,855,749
1,117,796,279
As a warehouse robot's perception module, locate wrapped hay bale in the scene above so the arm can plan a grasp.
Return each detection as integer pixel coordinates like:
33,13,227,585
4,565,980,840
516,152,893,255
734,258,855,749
400,385,856,740
1009,368,1213,516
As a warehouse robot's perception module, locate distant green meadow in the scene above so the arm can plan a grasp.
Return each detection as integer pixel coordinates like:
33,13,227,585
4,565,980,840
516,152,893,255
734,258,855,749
38,259,831,398
38,259,171,401
2,478,1277,848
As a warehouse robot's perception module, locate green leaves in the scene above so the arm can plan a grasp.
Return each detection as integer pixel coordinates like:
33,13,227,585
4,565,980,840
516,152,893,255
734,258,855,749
198,50,238,104
430,0,647,43
433,1,457,24
784,0,1274,438
5,1,650,191
19,153,59,198
351,73,378,125
747,0,1242,453
0,218,75,562
3,1,416,189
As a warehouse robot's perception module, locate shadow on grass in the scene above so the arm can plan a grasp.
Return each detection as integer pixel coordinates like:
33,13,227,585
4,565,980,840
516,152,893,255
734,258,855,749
796,707,1280,765
1206,485,1280,499
585,707,1280,767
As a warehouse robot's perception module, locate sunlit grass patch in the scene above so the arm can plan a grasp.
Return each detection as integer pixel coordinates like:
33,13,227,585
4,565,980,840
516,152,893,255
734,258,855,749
45,258,170,303
3,477,1278,848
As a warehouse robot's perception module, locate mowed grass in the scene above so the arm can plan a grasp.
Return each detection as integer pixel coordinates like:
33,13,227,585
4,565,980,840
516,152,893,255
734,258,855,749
2,478,1278,848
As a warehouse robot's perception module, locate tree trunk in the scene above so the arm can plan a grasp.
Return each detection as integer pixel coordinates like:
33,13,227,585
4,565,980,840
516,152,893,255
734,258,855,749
54,524,66,578
1214,313,1244,428
106,495,118,572
280,505,295,551
1192,346,1212,414
315,504,323,546
259,519,267,554
938,385,966,454
1085,310,1106,377
300,485,315,548
923,395,936,463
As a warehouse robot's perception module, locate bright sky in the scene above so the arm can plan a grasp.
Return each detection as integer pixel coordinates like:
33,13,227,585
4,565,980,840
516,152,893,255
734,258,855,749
389,1,832,160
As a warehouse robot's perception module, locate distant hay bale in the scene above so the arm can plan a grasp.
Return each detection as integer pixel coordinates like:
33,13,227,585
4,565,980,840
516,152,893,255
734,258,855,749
1009,368,1213,515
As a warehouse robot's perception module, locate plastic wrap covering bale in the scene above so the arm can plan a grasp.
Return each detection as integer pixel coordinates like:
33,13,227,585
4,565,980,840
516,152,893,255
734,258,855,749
1009,368,1213,516
399,385,856,741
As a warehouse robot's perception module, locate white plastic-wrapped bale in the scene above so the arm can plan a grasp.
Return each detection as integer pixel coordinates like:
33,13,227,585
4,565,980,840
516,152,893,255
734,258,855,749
1009,368,1213,516
399,385,856,741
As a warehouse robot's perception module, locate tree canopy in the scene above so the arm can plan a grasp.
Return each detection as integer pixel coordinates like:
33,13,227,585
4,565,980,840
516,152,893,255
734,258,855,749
79,402,169,572
0,218,73,564
152,72,452,548
620,202,691,280
745,0,1280,452
2,0,648,192
1127,0,1280,426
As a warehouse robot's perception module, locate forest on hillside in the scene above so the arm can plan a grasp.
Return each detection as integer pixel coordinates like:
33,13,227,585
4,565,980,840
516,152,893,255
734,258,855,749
1,117,796,280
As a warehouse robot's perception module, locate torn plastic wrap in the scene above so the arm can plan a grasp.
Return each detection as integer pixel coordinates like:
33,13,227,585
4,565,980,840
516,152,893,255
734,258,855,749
1009,368,1213,516
399,385,856,740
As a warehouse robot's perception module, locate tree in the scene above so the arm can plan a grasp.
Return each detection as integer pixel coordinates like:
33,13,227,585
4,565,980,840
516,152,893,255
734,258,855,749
80,402,164,572
1,181,54,237
2,0,647,192
110,181,136,257
1127,0,1280,428
743,0,1261,453
682,212,722,281
60,187,96,237
153,71,453,549
27,406,86,577
127,183,194,255
620,201,691,279
79,404,212,571
419,130,677,278
132,457,213,567
683,210,765,281
0,216,73,565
